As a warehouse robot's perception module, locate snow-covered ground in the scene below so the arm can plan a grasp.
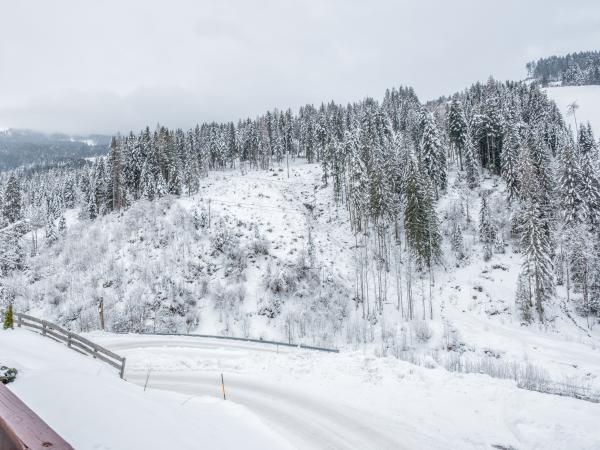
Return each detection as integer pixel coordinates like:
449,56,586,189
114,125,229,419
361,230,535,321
545,85,600,135
1,328,292,450
7,328,599,449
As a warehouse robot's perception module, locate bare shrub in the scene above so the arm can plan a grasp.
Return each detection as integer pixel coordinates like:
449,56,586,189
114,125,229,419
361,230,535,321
413,320,433,343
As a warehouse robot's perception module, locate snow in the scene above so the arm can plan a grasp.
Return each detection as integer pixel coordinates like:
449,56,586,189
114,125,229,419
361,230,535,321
1,328,292,450
5,156,600,449
5,326,600,449
83,331,600,450
545,85,600,135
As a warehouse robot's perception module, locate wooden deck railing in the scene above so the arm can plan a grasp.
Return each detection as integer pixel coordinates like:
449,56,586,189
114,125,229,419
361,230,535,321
0,383,74,450
16,313,126,379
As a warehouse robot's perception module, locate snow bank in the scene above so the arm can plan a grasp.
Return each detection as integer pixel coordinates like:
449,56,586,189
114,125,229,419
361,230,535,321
0,328,291,450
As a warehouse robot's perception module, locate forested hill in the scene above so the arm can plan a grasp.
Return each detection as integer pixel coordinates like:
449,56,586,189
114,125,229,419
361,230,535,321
1,60,600,384
527,50,600,86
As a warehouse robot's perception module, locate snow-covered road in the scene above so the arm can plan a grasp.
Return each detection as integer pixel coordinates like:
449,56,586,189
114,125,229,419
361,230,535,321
98,335,411,450
8,329,600,449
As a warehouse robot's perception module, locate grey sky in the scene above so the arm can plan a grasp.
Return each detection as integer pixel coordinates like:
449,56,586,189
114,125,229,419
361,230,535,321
1,0,599,135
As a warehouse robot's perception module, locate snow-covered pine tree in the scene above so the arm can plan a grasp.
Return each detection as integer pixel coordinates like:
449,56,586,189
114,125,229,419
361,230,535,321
448,99,469,170
403,154,441,269
479,194,496,261
109,136,125,211
420,112,447,196
463,139,480,189
558,139,587,226
58,215,67,236
3,174,22,224
450,221,465,262
515,271,533,324
520,196,554,323
501,123,521,201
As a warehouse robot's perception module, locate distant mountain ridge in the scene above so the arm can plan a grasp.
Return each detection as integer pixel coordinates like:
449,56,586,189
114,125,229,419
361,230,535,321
0,128,111,171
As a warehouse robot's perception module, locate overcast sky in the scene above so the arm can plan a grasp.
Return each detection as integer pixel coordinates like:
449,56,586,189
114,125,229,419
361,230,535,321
1,0,599,135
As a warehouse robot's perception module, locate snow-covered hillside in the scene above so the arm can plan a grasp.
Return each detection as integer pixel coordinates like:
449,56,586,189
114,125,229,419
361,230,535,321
5,161,600,403
545,85,600,134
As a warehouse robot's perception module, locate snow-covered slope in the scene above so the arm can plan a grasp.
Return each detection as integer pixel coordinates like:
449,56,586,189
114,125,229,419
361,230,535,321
7,161,600,400
545,85,600,134
1,328,292,450
7,327,600,449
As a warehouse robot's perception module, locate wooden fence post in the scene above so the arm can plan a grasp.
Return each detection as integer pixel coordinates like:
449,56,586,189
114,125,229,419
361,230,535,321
120,358,126,380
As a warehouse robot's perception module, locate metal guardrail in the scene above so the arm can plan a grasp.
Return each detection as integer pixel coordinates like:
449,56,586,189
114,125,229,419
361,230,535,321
16,313,127,378
0,383,74,450
122,331,340,353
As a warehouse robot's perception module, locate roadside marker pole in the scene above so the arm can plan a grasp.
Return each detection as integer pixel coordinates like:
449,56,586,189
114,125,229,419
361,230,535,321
144,368,152,391
221,373,226,400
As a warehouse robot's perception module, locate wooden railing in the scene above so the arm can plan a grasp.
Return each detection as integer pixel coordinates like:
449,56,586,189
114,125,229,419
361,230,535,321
0,383,74,450
16,313,126,379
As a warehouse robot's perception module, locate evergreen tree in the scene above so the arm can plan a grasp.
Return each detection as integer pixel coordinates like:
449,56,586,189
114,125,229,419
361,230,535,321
45,218,58,246
558,140,586,226
109,136,125,211
403,155,441,268
58,215,67,236
450,221,465,262
515,271,533,324
448,99,469,170
501,124,521,201
463,139,480,189
3,174,22,224
420,112,447,196
520,197,554,323
479,194,496,261
3,303,14,330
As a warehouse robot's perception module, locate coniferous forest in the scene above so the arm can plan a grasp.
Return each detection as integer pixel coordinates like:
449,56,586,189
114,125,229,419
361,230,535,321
528,50,600,86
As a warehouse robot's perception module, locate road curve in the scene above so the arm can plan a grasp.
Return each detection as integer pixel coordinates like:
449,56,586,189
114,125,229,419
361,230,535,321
97,335,413,450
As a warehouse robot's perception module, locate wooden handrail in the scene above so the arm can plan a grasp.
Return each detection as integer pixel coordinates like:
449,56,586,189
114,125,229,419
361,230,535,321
16,313,126,379
0,383,74,450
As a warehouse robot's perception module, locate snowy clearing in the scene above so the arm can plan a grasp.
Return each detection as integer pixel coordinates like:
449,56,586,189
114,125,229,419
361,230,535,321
545,85,600,134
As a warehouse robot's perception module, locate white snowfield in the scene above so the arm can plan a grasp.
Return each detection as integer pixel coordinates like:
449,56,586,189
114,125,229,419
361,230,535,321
5,328,598,450
1,329,292,450
545,85,600,135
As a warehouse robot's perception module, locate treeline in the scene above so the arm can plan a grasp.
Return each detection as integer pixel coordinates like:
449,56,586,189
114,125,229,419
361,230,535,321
2,75,600,328
527,51,600,86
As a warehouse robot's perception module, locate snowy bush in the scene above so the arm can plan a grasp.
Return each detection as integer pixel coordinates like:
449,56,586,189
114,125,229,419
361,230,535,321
413,320,433,343
249,236,271,256
210,221,238,254
257,296,282,319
